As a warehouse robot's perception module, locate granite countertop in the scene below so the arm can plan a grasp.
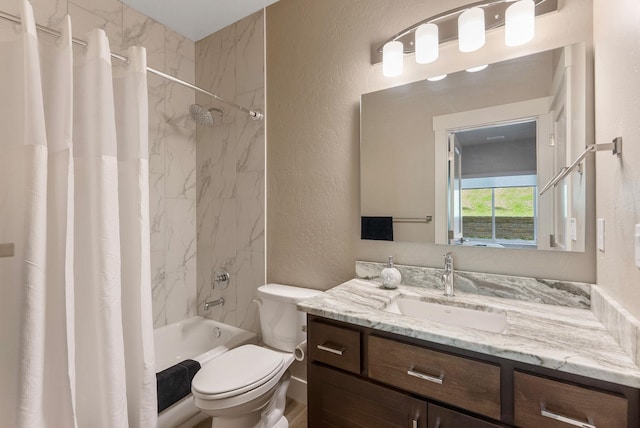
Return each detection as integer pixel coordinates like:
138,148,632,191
298,278,640,388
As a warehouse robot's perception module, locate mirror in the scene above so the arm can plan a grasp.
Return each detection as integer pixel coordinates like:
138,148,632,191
361,43,589,251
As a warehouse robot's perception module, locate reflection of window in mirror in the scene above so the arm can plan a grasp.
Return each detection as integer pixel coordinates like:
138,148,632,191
448,120,537,249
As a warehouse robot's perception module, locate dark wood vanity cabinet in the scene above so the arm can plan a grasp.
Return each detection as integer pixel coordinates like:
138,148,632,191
307,315,639,428
309,363,427,427
428,404,505,428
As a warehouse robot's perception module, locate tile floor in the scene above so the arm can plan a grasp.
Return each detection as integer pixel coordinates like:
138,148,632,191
192,398,307,428
285,398,307,428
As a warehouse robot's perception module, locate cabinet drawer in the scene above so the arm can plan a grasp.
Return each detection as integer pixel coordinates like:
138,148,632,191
368,335,501,420
308,320,361,374
428,404,505,428
514,371,628,428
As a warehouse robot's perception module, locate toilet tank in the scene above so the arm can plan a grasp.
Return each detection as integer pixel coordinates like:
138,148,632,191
256,284,323,352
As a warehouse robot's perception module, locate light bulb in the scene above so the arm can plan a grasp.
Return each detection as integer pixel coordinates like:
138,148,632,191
415,23,439,64
466,64,488,72
382,41,403,77
505,0,535,46
458,7,485,53
427,74,448,81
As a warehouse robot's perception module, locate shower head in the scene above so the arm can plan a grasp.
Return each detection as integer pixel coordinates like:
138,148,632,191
189,104,223,127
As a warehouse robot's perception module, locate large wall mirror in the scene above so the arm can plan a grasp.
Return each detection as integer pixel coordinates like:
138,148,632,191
360,43,591,252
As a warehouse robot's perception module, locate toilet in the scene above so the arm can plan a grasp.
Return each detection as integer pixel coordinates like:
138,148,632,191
191,284,322,428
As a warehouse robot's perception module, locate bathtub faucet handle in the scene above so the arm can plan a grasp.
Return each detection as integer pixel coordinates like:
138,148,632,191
213,268,230,289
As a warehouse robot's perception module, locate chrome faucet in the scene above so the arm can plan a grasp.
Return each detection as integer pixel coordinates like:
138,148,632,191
442,252,454,297
204,297,225,311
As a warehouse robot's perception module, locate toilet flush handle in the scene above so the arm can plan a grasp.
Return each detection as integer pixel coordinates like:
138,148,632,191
252,298,262,307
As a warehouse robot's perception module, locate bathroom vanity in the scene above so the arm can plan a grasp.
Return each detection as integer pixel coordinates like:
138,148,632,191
300,277,640,427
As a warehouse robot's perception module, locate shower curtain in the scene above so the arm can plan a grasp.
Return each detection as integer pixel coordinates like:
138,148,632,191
0,1,156,426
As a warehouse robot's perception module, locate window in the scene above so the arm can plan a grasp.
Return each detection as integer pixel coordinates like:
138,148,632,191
461,176,537,245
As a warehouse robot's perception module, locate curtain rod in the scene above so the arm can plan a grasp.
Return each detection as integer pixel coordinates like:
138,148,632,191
0,9,264,122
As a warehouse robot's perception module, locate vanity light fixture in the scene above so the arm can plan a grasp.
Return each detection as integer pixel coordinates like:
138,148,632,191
383,40,404,77
415,23,439,64
505,0,535,46
377,0,557,77
458,7,485,52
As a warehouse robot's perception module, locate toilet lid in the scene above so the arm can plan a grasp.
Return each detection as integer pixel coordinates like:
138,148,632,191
192,345,285,397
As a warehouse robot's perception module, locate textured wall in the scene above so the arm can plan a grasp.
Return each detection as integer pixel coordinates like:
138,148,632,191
594,0,640,318
195,11,265,333
0,0,197,328
266,0,595,290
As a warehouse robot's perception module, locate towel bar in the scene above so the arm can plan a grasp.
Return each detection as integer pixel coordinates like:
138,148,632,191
393,216,433,223
539,137,622,196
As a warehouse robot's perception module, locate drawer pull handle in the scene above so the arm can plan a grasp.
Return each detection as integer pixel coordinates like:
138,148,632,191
317,343,345,356
540,405,596,428
407,368,444,384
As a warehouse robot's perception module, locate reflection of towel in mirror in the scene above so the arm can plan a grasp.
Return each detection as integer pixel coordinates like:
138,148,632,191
361,216,393,241
156,359,201,413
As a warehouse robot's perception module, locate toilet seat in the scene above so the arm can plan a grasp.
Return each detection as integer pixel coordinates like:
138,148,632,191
191,345,285,400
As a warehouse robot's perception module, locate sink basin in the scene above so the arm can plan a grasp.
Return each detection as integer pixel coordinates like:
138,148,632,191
384,297,507,333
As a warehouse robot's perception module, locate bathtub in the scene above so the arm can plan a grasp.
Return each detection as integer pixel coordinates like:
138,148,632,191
155,316,257,428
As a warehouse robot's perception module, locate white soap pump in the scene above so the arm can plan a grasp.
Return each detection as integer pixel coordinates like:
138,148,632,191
380,256,401,289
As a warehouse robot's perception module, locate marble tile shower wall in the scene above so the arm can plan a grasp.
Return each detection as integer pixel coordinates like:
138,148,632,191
195,11,265,334
0,0,197,328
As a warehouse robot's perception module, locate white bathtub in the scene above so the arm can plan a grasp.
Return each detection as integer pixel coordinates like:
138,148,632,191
155,316,257,428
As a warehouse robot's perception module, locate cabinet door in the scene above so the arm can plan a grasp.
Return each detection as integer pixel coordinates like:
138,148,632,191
308,363,427,428
428,404,505,428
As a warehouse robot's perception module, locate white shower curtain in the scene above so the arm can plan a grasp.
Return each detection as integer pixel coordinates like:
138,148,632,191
0,1,157,427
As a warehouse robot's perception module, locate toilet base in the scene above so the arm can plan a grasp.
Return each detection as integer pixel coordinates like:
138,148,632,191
203,372,292,428
272,415,289,428
209,414,289,428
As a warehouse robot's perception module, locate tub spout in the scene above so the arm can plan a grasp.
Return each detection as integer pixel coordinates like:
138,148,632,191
204,297,225,311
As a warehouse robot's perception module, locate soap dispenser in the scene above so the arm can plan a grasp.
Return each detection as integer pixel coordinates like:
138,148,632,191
380,256,401,289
